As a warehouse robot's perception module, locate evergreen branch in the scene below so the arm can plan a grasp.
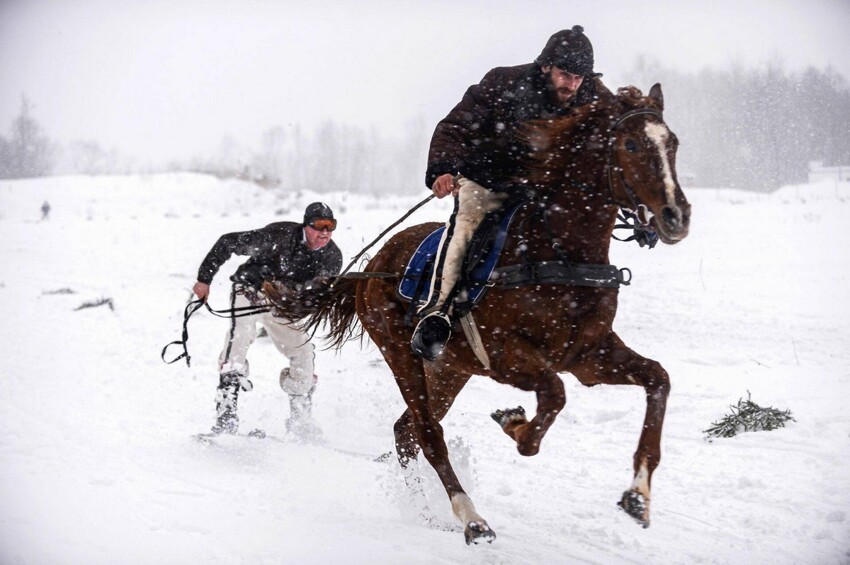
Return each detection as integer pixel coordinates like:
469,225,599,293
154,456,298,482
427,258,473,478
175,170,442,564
704,391,795,440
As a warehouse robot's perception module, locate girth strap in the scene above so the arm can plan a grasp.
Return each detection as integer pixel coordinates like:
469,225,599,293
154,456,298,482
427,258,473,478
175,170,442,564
492,261,631,289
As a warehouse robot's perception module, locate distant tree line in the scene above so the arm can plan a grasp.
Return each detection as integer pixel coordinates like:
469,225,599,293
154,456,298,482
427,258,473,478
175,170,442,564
4,59,849,191
189,118,430,194
625,57,850,190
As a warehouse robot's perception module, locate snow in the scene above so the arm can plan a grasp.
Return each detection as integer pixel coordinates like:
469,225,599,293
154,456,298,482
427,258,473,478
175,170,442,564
1,174,848,563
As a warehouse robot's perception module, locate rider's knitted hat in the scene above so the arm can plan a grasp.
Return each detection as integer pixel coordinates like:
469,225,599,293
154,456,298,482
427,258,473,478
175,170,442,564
303,202,335,225
536,25,602,78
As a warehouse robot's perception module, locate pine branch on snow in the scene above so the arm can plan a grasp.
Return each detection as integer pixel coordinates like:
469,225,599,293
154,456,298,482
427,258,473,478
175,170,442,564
704,391,795,440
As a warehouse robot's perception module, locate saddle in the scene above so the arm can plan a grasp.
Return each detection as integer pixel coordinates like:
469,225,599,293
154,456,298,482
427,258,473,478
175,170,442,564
398,201,523,323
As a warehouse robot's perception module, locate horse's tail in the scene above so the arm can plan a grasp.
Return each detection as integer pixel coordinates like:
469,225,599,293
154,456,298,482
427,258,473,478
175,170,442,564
305,275,363,350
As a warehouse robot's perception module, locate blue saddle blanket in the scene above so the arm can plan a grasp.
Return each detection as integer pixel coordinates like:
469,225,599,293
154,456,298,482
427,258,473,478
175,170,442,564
398,204,521,306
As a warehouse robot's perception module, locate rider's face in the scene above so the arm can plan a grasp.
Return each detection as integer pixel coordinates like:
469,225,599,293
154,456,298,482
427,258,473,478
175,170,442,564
544,65,584,107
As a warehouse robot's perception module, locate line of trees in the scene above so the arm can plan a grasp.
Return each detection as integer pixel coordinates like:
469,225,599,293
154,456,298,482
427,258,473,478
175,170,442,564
3,60,849,192
0,96,430,193
189,118,430,194
626,57,850,190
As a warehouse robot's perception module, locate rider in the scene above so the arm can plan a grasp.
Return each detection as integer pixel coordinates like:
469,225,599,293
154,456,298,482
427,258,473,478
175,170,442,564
192,202,343,439
411,25,612,360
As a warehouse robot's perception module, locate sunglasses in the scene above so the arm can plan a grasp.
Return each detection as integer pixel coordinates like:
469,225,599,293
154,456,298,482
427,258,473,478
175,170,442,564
308,218,337,232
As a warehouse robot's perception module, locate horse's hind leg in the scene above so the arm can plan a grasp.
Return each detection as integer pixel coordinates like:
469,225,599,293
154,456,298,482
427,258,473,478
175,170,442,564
571,332,670,528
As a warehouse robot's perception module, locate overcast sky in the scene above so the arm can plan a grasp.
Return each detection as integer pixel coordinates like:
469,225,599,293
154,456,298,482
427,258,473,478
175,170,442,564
1,0,849,165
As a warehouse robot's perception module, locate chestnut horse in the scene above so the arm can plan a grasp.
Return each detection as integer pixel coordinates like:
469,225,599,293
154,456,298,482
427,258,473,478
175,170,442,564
292,84,690,544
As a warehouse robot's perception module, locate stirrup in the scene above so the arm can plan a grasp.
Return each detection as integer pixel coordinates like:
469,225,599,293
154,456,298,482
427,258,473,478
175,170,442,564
410,312,452,361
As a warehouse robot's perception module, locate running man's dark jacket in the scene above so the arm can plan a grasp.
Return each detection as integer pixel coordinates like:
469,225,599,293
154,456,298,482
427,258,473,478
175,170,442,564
197,221,342,290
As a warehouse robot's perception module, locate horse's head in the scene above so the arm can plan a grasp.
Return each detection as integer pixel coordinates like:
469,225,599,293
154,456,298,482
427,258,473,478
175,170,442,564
606,84,690,244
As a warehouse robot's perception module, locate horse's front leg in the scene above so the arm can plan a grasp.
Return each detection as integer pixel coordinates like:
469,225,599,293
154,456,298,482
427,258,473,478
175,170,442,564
378,339,495,544
490,369,566,456
572,332,670,528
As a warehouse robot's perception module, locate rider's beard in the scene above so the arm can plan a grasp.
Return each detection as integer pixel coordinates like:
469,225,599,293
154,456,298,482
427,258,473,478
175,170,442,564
546,72,577,108
554,88,575,107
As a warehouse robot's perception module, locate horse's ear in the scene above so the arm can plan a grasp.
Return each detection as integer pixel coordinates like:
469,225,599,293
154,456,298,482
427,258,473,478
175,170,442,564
649,83,664,110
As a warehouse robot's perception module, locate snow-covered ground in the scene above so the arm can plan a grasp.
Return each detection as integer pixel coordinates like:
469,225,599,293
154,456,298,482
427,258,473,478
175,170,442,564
1,173,848,564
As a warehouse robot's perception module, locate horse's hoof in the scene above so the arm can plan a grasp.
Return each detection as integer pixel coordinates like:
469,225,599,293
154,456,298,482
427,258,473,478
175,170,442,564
464,520,496,545
618,490,650,528
491,406,526,428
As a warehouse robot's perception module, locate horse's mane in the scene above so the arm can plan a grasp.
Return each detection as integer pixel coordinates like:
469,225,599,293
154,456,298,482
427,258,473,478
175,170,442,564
519,86,659,184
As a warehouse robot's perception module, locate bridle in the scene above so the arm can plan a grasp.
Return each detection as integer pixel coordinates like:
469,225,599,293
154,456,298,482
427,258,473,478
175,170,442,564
605,107,664,225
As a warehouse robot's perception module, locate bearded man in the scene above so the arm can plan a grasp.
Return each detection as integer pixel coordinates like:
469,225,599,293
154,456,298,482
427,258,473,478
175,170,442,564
412,25,612,360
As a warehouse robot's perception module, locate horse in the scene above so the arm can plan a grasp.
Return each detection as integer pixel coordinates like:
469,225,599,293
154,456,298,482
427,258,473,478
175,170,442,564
279,83,691,544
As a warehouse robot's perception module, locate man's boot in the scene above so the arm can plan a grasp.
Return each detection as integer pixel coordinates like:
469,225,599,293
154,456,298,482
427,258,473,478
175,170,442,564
410,311,452,361
211,371,242,434
286,386,322,442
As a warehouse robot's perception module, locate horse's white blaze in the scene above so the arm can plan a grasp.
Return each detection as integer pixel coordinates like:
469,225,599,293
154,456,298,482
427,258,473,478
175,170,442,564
631,458,651,497
645,122,677,207
451,492,485,525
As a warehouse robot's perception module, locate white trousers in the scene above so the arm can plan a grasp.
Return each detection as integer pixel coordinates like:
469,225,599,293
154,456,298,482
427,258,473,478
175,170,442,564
423,177,506,312
218,287,316,396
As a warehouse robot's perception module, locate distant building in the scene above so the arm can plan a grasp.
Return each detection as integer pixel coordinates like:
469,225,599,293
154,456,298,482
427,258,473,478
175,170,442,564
809,161,850,183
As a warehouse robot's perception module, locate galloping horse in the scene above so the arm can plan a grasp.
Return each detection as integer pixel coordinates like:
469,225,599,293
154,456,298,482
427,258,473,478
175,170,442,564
292,84,690,543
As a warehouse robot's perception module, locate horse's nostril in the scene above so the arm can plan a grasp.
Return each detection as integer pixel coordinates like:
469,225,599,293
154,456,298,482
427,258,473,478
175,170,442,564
662,206,680,230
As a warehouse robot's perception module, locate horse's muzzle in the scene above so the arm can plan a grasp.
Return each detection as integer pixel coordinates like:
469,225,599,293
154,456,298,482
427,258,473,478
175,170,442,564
653,202,690,244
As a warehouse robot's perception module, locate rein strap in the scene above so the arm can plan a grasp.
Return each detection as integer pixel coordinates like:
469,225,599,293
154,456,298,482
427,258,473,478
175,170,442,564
161,298,270,367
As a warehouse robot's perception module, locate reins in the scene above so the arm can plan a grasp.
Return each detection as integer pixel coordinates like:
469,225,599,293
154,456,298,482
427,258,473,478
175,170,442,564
335,193,435,284
161,298,270,367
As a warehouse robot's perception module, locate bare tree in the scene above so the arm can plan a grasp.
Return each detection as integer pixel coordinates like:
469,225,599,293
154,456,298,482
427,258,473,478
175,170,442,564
0,95,54,179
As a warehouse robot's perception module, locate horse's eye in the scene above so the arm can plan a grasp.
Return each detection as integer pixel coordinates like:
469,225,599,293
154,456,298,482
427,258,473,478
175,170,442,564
624,139,638,153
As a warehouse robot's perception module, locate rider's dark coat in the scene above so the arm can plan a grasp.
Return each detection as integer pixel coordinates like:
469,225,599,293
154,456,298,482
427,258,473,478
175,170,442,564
425,63,611,191
197,221,342,290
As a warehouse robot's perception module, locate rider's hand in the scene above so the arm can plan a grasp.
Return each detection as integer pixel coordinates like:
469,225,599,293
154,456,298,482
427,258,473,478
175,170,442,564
432,173,459,198
193,281,210,302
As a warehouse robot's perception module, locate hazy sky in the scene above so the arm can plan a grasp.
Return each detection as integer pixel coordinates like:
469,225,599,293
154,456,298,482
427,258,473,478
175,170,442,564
2,0,849,165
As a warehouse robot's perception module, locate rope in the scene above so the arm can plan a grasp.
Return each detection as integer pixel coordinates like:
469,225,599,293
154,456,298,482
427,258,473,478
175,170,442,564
335,193,435,285
161,297,270,367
